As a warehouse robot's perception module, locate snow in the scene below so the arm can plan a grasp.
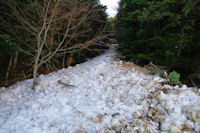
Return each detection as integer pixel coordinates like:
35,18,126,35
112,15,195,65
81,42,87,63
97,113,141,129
0,46,200,133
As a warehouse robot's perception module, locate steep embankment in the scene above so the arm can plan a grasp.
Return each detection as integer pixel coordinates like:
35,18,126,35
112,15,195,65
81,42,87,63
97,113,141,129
0,46,200,132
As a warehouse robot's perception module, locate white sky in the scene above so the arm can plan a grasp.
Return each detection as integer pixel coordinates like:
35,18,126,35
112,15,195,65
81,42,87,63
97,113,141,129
100,0,120,17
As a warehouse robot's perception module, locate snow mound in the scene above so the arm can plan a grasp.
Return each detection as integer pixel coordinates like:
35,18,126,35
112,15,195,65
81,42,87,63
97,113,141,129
0,46,200,133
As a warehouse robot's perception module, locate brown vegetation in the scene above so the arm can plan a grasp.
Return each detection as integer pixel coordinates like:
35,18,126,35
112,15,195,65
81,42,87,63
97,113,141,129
0,0,108,88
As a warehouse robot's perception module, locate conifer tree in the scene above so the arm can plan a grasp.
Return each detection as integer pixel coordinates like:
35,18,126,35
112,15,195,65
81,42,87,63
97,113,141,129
116,0,200,85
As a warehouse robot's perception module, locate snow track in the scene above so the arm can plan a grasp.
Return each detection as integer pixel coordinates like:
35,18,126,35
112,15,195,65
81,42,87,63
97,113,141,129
0,46,200,133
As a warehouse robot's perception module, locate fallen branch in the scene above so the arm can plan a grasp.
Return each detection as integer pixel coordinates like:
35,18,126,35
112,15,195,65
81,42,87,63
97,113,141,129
58,80,77,88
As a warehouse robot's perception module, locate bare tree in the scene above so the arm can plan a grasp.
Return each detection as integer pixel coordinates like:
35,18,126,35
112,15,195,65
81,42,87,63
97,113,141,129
3,0,108,88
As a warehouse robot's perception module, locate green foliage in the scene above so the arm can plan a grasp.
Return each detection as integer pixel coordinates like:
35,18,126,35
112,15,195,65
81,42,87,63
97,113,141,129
0,34,19,64
0,34,19,56
147,66,167,78
168,71,181,86
159,70,168,78
147,68,156,75
115,0,200,86
188,73,200,82
188,73,200,87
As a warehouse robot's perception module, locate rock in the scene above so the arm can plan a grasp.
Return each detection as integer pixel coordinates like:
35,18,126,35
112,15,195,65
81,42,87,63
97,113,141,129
133,111,142,119
133,127,141,133
153,113,162,123
145,126,154,133
154,77,160,82
149,108,157,116
182,120,194,131
163,71,168,79
111,125,123,132
169,125,182,133
192,112,200,122
194,122,200,133
185,112,192,120
76,111,83,117
75,129,87,133
185,104,200,122
91,114,104,123
160,117,172,131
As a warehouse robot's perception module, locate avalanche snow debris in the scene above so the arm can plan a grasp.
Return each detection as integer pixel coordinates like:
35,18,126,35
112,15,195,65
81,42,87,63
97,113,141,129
0,46,200,133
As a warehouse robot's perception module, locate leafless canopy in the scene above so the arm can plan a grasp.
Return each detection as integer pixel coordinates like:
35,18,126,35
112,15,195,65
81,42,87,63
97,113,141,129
2,0,108,88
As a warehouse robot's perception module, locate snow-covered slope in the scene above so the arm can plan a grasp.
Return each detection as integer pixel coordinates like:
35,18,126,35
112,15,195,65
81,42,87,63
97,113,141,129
0,46,200,133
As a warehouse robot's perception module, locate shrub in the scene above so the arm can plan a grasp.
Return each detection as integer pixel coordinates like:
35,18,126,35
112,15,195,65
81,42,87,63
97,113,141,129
168,71,182,87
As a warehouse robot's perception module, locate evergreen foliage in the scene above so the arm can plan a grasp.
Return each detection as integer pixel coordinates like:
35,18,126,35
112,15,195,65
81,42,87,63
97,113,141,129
0,34,19,65
116,0,200,85
0,34,19,57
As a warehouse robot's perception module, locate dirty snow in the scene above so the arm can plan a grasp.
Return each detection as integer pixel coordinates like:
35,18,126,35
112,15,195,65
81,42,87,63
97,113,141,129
0,46,200,133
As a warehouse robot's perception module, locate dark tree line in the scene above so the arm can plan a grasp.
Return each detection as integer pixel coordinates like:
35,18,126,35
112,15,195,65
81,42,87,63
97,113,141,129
0,0,108,87
115,0,200,86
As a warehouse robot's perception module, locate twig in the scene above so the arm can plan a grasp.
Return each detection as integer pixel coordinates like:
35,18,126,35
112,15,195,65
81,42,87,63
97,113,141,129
58,80,77,87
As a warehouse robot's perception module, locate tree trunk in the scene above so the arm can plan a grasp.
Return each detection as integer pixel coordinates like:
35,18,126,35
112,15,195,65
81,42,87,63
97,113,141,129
12,51,19,78
66,55,74,67
33,56,39,89
5,56,13,86
62,54,66,68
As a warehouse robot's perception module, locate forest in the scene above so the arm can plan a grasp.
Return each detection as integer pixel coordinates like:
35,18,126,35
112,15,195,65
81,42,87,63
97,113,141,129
0,0,108,87
114,0,200,87
0,0,200,132
0,0,200,87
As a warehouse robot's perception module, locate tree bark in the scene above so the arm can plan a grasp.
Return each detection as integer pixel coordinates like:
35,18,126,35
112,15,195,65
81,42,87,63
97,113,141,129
5,56,13,86
12,51,19,78
33,56,39,89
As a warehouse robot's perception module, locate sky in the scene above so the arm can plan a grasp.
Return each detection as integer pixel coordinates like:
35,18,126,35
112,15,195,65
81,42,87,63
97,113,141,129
100,0,120,17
